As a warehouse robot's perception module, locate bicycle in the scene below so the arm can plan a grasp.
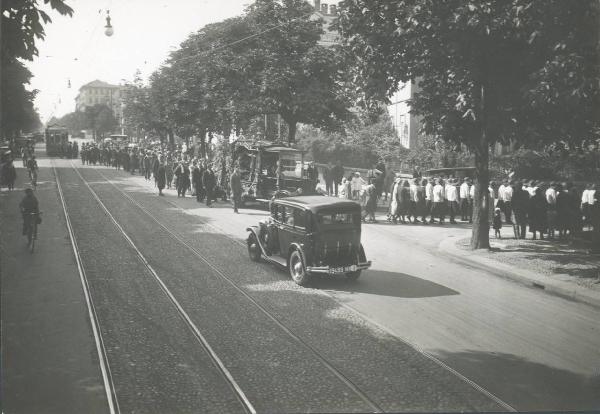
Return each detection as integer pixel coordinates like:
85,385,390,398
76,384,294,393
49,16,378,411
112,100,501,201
25,211,41,253
29,169,38,190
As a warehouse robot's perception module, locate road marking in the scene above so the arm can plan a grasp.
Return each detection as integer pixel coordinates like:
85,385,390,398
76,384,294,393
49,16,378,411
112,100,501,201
88,167,385,413
52,162,119,414
70,164,256,414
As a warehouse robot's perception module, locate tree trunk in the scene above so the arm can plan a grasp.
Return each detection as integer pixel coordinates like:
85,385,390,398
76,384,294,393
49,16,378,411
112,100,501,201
167,130,175,148
287,120,297,144
199,128,207,158
470,81,491,250
470,140,490,249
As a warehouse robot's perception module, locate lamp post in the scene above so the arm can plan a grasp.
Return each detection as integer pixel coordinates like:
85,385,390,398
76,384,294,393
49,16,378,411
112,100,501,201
104,10,114,37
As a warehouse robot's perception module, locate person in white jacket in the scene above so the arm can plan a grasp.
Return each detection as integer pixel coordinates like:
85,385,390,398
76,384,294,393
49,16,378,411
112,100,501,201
351,172,366,200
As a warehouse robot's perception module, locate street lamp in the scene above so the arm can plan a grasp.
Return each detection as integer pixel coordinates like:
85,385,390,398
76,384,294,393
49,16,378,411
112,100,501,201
104,10,114,37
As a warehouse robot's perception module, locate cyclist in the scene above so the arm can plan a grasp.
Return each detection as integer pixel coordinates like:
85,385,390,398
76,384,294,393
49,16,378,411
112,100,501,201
19,188,39,239
26,155,39,187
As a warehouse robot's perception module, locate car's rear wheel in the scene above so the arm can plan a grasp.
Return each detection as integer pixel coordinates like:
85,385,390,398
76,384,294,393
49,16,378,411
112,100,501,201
346,270,361,281
247,234,261,262
289,249,310,286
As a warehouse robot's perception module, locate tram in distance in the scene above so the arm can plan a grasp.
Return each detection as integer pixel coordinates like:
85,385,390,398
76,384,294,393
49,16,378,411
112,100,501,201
45,124,69,156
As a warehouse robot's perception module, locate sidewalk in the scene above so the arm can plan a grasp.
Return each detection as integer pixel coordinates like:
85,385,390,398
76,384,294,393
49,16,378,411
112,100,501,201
439,232,600,309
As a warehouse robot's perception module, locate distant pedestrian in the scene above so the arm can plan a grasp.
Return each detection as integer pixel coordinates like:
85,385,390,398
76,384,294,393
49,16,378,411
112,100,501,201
202,165,216,206
323,162,334,196
529,187,547,240
331,161,345,197
230,165,243,213
493,208,502,238
156,157,166,196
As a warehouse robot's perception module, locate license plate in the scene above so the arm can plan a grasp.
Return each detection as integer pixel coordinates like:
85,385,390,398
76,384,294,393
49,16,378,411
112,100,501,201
329,266,349,274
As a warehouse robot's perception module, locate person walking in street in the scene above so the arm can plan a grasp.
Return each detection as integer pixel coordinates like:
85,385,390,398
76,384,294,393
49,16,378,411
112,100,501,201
155,157,167,196
202,164,216,207
362,179,378,222
331,160,345,197
545,181,558,239
192,161,203,202
230,165,243,213
383,167,395,202
175,161,190,197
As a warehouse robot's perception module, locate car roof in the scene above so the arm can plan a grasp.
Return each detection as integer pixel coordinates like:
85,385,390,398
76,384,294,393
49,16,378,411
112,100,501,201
275,195,361,212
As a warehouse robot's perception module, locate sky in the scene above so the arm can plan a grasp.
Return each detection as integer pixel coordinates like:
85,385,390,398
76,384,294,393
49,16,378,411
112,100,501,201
28,0,250,123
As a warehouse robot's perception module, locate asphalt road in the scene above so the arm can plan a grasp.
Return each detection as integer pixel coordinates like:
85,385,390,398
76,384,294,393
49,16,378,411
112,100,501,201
2,152,599,413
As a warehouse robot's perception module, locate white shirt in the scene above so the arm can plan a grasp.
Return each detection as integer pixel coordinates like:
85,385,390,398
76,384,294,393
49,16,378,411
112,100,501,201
582,189,596,205
425,183,434,201
410,184,419,202
500,184,513,202
546,187,557,205
351,176,365,191
445,184,458,202
433,184,444,202
460,182,470,199
528,186,538,197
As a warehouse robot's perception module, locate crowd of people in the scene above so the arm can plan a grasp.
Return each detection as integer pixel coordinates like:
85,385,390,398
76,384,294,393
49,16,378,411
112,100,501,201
318,160,599,246
79,142,232,207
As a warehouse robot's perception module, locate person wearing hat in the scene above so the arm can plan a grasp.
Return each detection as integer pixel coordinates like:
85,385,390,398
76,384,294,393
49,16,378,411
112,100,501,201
155,156,167,196
19,188,39,238
174,160,190,197
202,164,217,207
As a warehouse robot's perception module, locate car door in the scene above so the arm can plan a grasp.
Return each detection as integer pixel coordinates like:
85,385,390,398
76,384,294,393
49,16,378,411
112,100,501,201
278,206,306,257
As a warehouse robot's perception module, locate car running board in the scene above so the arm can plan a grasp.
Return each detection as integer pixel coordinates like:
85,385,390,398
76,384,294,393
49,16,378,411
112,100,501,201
262,254,287,268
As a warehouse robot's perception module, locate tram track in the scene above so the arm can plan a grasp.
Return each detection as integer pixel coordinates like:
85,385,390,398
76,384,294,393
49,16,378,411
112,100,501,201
62,163,256,414
72,163,385,413
52,160,120,414
78,162,515,413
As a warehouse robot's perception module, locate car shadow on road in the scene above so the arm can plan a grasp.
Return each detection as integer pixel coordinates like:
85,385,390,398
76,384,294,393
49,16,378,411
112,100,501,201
433,349,600,411
312,270,459,299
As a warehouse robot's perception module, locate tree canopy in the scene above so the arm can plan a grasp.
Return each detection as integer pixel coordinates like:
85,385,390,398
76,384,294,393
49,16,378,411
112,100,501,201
123,0,352,149
1,0,73,138
337,0,600,248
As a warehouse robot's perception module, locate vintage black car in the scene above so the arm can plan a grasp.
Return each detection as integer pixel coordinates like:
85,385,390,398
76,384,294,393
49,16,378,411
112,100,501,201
246,196,371,286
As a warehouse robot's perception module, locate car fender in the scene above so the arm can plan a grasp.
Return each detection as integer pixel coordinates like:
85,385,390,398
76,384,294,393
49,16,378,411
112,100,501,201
246,226,268,255
358,243,367,262
287,242,306,266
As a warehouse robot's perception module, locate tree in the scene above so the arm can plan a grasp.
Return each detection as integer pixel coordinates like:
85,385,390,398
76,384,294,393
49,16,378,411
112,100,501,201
337,0,599,249
245,0,352,143
1,0,74,138
84,104,117,139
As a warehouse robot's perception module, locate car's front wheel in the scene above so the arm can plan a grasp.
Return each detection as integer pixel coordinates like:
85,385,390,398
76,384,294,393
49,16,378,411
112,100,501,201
247,234,261,262
289,249,310,286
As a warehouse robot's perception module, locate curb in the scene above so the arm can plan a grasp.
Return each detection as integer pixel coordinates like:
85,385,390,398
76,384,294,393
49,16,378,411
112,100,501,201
438,235,600,310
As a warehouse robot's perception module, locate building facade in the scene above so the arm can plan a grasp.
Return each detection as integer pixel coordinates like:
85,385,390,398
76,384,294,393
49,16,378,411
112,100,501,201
75,80,124,124
308,0,422,149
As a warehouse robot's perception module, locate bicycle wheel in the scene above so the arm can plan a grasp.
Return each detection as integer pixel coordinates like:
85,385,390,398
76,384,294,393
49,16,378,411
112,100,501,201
29,222,37,253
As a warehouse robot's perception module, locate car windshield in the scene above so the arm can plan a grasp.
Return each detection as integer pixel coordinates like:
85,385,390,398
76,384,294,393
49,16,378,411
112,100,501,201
316,212,357,226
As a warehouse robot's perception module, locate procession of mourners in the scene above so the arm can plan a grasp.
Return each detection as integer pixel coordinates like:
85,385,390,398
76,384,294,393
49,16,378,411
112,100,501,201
2,135,597,251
